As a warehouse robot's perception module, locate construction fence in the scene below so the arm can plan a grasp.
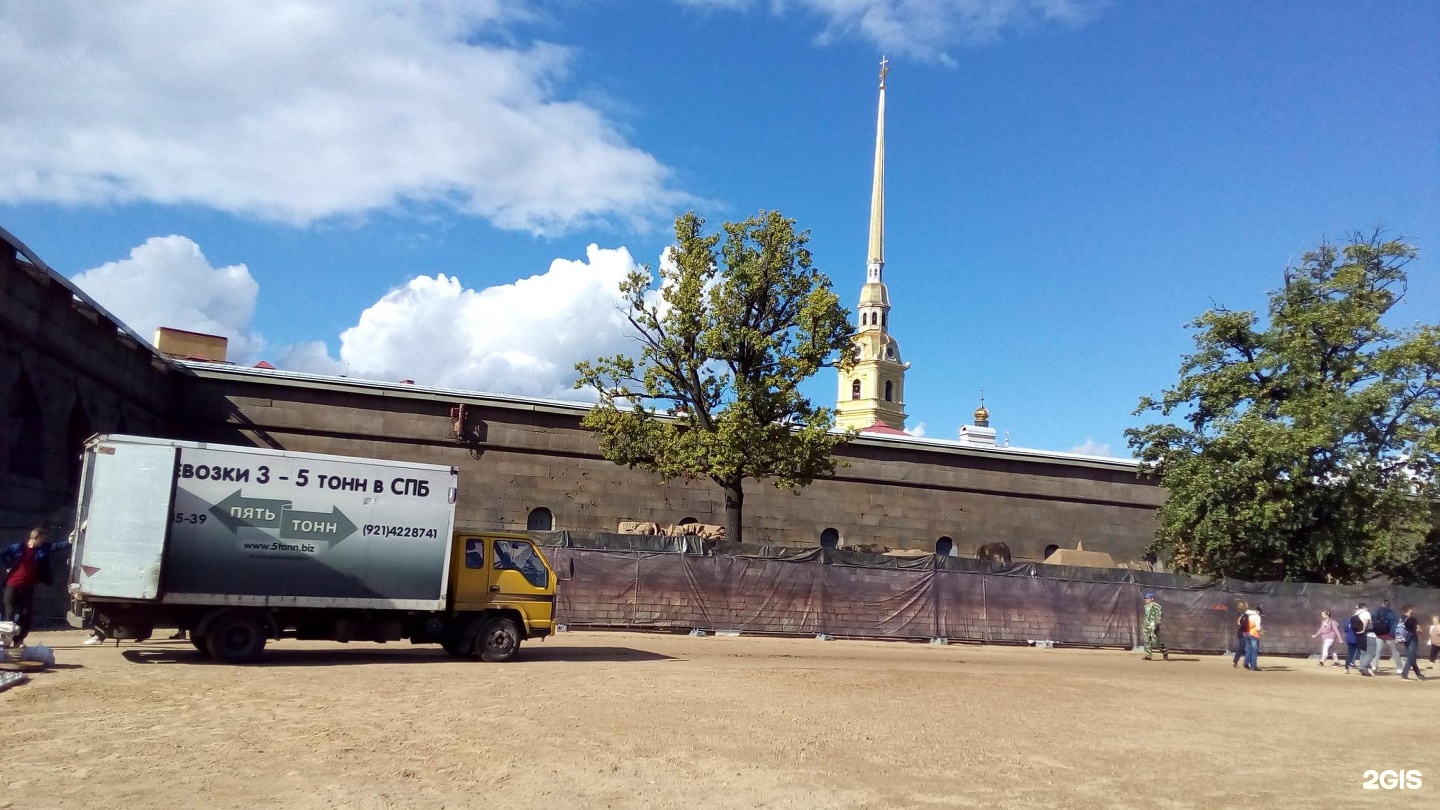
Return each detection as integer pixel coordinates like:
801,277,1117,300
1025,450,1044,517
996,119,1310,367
534,532,1440,656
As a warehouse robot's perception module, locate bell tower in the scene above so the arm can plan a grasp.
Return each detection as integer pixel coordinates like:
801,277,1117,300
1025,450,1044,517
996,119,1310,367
836,58,909,432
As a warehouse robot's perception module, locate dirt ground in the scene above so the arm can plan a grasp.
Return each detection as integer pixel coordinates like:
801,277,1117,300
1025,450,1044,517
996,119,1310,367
2,629,1432,809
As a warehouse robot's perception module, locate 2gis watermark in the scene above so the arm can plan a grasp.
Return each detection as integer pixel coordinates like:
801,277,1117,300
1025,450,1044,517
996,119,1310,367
1362,770,1422,790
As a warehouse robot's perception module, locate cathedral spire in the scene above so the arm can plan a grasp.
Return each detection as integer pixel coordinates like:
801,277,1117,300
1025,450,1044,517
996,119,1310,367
837,58,908,433
867,56,887,279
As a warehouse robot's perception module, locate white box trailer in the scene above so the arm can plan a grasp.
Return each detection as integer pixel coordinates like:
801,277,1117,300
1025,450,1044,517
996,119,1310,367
68,435,559,663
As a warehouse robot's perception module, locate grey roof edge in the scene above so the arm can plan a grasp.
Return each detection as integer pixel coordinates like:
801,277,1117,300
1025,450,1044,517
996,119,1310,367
178,360,1144,474
0,225,171,366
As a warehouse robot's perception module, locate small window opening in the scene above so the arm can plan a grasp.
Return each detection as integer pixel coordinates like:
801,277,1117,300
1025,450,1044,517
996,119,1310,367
819,528,840,549
526,507,554,531
935,537,954,556
1043,544,1059,560
884,380,893,402
851,379,861,400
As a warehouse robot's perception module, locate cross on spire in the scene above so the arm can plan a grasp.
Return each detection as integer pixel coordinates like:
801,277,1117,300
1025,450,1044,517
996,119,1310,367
879,56,889,87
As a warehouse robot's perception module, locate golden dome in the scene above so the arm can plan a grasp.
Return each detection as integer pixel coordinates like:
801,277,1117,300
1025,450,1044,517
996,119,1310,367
974,401,989,426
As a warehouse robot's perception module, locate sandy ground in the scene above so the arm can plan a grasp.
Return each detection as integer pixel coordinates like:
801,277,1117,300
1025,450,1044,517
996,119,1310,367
1,629,1433,809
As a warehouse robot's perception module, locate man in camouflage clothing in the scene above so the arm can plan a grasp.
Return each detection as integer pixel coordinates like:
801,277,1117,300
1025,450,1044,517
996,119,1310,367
1142,592,1169,661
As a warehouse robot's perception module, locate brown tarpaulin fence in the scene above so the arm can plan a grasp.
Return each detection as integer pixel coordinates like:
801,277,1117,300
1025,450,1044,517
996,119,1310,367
536,535,1440,656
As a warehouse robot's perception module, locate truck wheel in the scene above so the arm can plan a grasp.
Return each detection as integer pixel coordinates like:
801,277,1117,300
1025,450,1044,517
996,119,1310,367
477,617,521,662
190,633,209,655
441,636,467,657
205,614,268,664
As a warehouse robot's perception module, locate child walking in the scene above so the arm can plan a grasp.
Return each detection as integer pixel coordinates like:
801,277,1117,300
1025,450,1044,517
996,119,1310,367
1312,609,1341,666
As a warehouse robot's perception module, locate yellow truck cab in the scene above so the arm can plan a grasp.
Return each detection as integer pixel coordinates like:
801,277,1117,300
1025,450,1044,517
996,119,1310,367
446,532,558,661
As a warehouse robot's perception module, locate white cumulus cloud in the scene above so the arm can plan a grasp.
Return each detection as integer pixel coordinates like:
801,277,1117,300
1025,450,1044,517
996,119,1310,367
1068,438,1114,457
0,1,685,232
677,0,1099,62
72,236,265,363
909,421,927,437
288,245,651,399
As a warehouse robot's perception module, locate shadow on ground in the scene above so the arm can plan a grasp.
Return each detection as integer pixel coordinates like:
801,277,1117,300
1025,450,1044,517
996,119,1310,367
121,645,676,667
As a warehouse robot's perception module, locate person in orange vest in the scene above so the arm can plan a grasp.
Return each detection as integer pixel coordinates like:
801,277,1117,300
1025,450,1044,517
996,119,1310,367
1242,604,1262,671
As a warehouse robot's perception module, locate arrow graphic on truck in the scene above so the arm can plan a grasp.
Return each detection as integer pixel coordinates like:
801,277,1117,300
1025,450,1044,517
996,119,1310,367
209,491,357,543
209,491,292,531
279,506,357,543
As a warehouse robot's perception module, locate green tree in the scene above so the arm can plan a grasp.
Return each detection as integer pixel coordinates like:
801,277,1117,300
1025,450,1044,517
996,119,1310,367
1126,232,1440,583
574,211,857,542
1380,507,1440,588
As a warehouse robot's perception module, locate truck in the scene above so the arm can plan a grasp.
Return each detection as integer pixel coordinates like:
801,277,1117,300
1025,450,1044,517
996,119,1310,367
66,434,560,664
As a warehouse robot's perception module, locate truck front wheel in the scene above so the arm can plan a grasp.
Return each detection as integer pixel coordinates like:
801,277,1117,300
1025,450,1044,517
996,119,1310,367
477,616,521,663
205,613,268,664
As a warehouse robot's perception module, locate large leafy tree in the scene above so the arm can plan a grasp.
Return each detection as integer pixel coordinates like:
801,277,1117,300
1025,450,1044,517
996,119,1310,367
575,211,856,542
1126,233,1440,583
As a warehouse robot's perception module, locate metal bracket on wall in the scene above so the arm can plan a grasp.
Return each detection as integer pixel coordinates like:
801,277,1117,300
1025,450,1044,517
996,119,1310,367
449,404,488,459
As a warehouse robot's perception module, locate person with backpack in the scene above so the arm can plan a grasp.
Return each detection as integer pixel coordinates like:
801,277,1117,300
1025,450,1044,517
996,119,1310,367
1352,602,1376,676
1343,611,1362,672
1372,600,1403,674
1398,604,1428,681
1312,609,1342,666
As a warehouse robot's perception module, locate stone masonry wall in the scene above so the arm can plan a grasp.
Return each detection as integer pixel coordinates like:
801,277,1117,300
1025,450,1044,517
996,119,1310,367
169,368,1163,564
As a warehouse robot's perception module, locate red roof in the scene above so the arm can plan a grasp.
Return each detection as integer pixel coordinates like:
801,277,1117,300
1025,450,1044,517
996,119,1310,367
859,420,908,436
253,360,275,369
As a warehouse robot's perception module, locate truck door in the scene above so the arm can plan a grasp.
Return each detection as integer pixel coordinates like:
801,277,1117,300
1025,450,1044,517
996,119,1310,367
73,441,178,600
488,538,554,630
450,535,492,611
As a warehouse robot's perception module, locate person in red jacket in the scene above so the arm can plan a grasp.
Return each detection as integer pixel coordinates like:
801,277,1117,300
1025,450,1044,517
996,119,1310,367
2,527,61,646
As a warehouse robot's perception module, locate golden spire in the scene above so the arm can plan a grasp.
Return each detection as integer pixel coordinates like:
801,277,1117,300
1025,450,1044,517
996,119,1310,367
867,56,887,272
974,391,990,427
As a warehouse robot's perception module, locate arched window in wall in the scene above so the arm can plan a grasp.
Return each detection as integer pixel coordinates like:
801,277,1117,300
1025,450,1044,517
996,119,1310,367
6,373,44,478
1043,544,1059,560
678,516,698,526
526,507,554,531
935,536,954,556
883,380,893,402
66,400,92,492
819,528,840,549
851,380,861,400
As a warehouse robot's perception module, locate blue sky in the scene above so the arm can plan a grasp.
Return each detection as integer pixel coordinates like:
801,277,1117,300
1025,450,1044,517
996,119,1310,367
2,1,1436,456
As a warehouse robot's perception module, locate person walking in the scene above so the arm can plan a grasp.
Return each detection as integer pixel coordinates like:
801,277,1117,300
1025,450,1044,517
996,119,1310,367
1232,601,1250,669
1399,605,1428,681
1244,605,1262,671
2,527,66,646
1343,612,1362,673
1312,610,1341,666
1142,592,1169,661
1353,602,1377,676
1373,600,1403,674
1429,615,1440,669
